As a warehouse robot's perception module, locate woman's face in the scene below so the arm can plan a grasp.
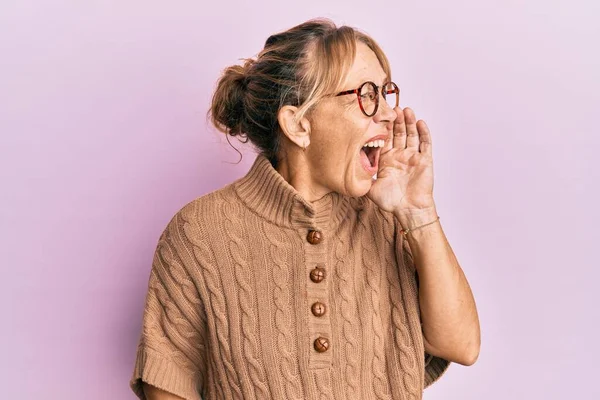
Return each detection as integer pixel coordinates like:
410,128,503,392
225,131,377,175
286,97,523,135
307,41,398,199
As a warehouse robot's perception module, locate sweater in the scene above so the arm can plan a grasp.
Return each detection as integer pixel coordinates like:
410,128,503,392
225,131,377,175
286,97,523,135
129,154,451,400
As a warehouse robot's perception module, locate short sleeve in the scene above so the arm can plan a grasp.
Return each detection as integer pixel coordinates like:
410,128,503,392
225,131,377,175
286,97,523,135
129,214,208,400
395,217,451,389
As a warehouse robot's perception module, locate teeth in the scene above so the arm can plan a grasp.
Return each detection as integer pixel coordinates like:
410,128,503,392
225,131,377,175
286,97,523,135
363,139,385,148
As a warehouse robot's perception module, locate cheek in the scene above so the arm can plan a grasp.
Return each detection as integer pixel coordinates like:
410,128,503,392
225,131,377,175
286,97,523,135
336,120,369,160
311,106,369,160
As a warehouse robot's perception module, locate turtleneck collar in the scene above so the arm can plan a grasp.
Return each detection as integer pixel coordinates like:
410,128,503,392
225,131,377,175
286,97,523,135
233,154,366,229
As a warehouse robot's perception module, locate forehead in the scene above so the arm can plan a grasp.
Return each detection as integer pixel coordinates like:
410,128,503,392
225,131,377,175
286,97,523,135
343,41,388,88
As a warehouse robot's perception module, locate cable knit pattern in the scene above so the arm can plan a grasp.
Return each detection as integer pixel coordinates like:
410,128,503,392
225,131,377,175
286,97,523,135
262,219,304,399
222,197,271,399
183,198,243,400
358,211,392,400
333,229,361,398
314,369,334,400
130,154,451,400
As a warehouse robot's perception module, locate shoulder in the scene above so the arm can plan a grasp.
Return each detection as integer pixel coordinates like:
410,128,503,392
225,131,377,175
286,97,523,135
148,185,243,294
159,181,248,253
167,181,244,231
180,181,240,218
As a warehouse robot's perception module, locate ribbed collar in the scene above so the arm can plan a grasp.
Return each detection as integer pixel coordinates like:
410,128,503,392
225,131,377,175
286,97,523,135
234,155,366,229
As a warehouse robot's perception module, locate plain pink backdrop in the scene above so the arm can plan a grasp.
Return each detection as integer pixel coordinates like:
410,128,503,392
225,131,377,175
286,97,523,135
1,1,598,399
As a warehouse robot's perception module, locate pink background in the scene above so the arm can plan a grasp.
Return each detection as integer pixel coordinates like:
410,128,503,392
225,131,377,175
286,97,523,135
1,1,598,399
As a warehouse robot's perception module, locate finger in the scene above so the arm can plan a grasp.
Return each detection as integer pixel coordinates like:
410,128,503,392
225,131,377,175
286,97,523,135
392,106,406,149
382,118,394,153
404,107,420,149
416,120,432,155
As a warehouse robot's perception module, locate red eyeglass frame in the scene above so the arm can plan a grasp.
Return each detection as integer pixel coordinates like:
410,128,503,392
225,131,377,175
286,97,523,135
336,81,399,117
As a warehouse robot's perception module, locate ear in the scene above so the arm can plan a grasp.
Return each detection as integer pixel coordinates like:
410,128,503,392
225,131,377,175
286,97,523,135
277,105,311,150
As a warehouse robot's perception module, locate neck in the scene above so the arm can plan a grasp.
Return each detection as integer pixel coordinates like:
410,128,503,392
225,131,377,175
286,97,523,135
275,149,330,203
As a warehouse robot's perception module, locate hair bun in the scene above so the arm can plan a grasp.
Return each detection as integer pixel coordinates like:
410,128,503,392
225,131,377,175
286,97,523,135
209,64,249,136
230,64,247,86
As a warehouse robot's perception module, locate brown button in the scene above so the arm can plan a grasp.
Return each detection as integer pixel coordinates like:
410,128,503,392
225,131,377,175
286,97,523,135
306,230,322,245
311,302,327,317
314,337,330,353
309,266,326,283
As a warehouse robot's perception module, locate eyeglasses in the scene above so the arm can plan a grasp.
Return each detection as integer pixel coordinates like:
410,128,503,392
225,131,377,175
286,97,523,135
336,81,399,117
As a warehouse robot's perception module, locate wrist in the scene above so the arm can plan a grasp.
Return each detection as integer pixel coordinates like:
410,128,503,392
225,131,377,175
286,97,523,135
393,206,439,231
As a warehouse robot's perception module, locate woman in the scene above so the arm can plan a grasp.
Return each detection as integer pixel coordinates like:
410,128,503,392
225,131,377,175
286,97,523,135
130,18,480,400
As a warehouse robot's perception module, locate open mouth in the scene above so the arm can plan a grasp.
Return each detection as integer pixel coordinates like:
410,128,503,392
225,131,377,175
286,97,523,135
359,138,384,173
361,146,380,167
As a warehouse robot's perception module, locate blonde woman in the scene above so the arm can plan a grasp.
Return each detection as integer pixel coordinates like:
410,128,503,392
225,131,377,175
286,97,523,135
130,18,480,400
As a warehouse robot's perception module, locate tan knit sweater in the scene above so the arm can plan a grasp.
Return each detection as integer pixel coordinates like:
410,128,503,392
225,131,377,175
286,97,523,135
130,155,451,400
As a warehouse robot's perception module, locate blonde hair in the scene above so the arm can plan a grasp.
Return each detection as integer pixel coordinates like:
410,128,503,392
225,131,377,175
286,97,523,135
209,18,391,166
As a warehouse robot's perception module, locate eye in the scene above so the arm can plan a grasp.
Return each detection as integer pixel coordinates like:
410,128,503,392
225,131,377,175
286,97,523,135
361,91,377,101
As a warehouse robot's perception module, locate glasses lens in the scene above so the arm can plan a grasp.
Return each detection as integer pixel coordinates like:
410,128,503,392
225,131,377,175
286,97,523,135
358,82,378,116
383,82,399,110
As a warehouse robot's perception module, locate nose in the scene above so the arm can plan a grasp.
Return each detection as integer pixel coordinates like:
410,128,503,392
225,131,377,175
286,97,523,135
373,94,397,124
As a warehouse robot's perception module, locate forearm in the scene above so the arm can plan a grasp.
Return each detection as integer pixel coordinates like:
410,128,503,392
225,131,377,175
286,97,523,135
394,206,480,366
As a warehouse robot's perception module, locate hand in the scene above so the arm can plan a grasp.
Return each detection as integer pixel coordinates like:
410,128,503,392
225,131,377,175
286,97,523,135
367,106,436,214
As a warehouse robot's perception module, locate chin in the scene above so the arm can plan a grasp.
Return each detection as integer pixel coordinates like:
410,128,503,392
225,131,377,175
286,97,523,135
354,182,372,198
345,171,373,198
337,160,374,198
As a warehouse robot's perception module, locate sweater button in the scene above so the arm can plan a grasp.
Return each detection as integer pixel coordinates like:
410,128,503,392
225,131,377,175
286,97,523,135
311,302,327,317
314,337,330,353
309,265,326,283
307,230,322,245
